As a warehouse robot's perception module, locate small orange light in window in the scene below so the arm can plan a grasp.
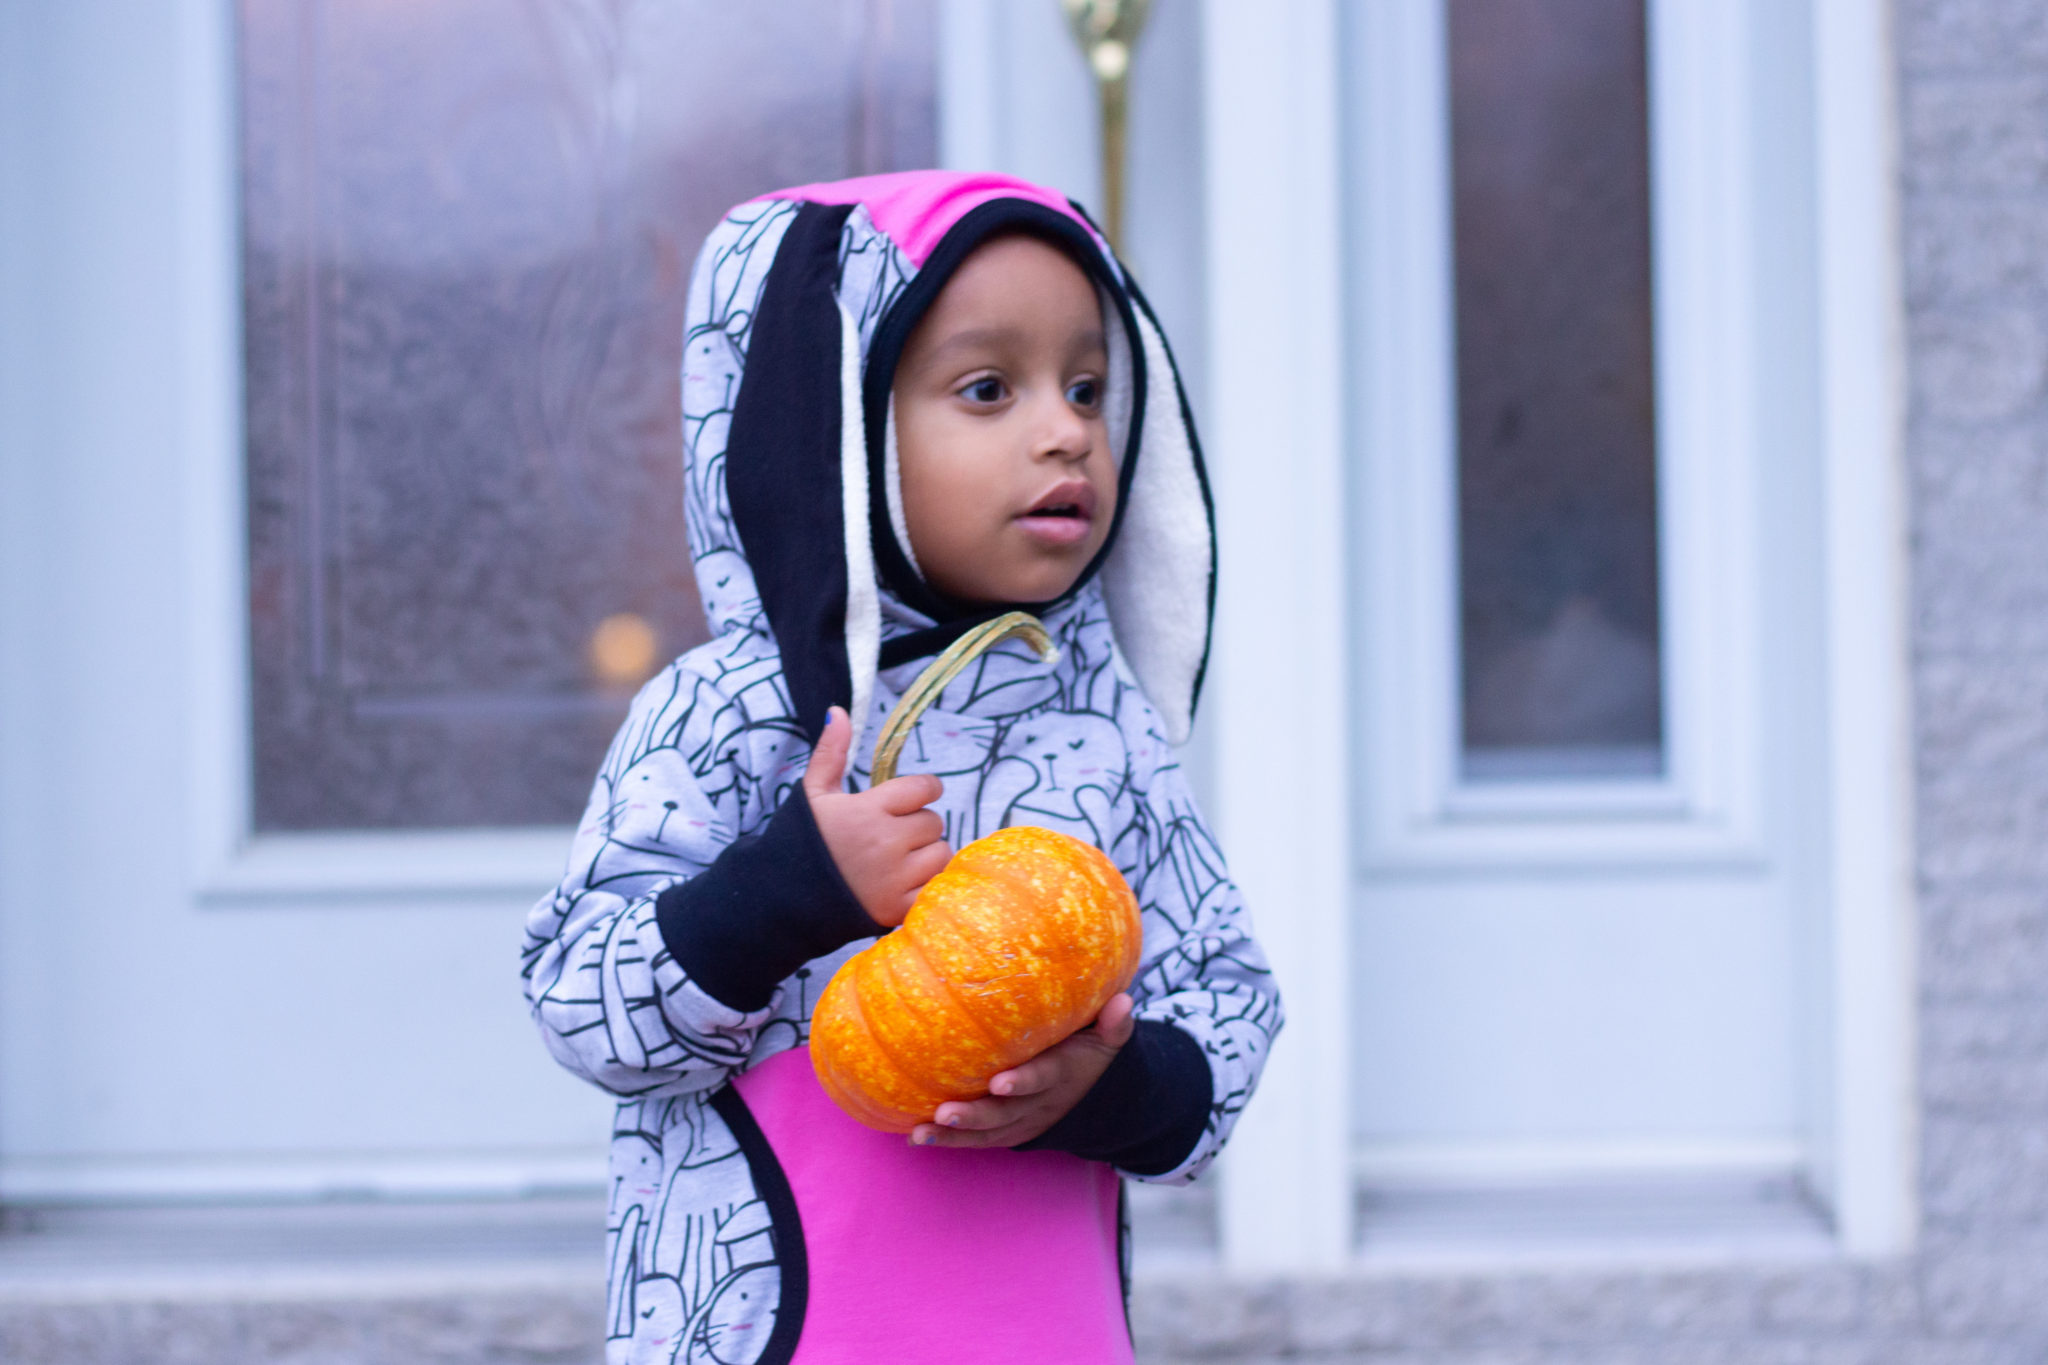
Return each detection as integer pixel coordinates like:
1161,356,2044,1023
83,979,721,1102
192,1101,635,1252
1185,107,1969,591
590,612,660,687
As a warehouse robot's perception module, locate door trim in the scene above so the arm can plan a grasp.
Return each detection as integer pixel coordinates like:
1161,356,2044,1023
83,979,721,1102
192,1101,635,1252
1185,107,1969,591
1348,0,1765,874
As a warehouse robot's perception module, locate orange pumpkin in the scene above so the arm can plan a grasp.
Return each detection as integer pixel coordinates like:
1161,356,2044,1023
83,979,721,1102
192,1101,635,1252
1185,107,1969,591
809,824,1143,1132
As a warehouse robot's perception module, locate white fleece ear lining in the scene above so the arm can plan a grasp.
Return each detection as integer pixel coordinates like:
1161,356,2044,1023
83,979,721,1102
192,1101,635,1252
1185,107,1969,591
838,300,879,760
1100,284,1135,470
883,397,924,581
1099,302,1213,746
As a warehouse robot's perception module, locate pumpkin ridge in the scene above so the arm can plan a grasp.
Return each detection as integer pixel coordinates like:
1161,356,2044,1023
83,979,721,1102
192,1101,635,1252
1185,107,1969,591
853,941,970,1107
902,922,1030,1069
819,978,928,1129
808,825,1146,1131
914,860,1077,1053
871,924,1013,1091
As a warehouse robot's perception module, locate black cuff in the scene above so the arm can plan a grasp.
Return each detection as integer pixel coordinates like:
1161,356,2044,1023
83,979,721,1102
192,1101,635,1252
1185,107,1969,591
1015,1020,1212,1176
654,787,879,1013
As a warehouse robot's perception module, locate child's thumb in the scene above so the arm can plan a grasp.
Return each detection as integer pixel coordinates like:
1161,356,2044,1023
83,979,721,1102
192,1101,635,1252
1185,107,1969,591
803,706,851,797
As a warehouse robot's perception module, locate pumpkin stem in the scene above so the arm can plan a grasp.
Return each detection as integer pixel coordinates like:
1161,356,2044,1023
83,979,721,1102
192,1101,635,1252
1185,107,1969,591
871,612,1056,785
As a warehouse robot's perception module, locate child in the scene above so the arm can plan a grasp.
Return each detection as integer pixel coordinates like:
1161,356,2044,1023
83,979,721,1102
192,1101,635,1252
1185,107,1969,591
522,171,1280,1365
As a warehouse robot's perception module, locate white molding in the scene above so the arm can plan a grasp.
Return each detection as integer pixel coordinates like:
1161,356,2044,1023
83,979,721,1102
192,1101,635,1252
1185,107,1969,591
1202,0,1352,1274
1810,0,1917,1258
933,0,1094,199
173,0,579,911
1350,0,1766,874
1354,1137,1804,1186
197,828,572,903
0,1150,605,1205
936,0,1001,172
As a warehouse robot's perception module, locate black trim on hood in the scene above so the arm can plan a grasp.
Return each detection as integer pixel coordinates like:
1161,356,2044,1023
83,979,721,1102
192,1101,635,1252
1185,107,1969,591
860,199,1149,657
725,200,858,742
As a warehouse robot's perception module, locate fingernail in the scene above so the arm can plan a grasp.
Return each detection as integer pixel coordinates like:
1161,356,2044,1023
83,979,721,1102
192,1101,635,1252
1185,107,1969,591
910,1131,931,1146
942,1114,961,1127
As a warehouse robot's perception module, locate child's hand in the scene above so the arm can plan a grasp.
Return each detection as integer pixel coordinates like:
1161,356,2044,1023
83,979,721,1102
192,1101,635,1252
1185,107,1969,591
908,993,1137,1149
805,705,952,929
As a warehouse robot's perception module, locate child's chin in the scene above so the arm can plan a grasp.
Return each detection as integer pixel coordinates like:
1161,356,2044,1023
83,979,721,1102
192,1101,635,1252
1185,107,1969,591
939,544,1096,606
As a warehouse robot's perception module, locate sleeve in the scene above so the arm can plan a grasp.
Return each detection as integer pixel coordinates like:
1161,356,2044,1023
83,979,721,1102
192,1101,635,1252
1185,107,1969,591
1089,752,1283,1183
518,659,872,1098
1014,1018,1213,1175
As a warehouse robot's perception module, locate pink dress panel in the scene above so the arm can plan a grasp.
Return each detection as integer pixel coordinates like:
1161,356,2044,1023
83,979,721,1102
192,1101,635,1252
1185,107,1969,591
731,1046,1132,1365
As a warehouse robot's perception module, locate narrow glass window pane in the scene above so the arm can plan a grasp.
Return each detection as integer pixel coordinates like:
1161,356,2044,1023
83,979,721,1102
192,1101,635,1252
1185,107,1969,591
1448,0,1663,781
241,0,935,830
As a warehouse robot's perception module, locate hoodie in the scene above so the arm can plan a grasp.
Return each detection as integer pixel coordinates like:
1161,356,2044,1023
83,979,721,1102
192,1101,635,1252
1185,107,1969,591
522,171,1280,1365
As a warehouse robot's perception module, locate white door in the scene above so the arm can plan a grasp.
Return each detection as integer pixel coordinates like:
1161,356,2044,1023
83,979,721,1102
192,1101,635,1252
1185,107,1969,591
1345,0,1833,1208
0,0,936,1202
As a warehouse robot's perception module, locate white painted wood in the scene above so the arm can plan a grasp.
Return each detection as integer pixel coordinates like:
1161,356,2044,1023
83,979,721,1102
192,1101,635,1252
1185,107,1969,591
1352,1170,1834,1271
1342,0,1827,1206
1351,0,1765,873
936,0,1002,173
0,1149,605,1205
1810,0,1917,1257
1200,0,1353,1273
936,0,1096,201
0,0,612,1199
1341,0,1914,1259
1354,1136,1804,1185
198,830,572,903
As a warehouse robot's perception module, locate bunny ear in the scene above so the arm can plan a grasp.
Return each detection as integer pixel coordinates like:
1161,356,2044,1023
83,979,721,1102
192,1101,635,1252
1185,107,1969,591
1098,283,1217,746
724,200,869,746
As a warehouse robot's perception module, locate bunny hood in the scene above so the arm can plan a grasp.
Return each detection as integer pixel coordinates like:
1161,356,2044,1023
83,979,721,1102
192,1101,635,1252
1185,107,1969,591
680,171,1216,754
527,173,1279,1365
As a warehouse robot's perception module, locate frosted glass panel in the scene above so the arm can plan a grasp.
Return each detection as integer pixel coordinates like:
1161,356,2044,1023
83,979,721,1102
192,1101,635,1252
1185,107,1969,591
241,0,935,829
1448,0,1662,781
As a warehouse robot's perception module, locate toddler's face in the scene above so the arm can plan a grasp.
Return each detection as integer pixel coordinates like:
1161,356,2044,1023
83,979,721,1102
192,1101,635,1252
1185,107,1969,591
891,235,1115,606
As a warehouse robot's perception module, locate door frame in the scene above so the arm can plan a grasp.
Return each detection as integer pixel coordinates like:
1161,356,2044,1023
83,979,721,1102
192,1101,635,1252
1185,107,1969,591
1196,0,1914,1269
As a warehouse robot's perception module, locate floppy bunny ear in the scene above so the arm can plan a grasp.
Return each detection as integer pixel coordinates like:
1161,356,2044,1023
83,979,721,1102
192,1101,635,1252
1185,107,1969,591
1098,286,1217,746
724,201,878,748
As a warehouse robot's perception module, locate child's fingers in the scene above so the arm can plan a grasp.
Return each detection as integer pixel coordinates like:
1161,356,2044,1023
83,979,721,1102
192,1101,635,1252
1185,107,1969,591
1093,992,1137,1049
910,1120,1028,1150
871,772,944,815
929,1096,1010,1131
899,839,952,890
898,808,945,851
802,707,851,798
987,1054,1057,1099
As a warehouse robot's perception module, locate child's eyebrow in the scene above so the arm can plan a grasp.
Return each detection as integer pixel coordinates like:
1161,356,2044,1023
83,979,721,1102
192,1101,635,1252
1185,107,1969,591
921,326,1026,362
919,325,1108,368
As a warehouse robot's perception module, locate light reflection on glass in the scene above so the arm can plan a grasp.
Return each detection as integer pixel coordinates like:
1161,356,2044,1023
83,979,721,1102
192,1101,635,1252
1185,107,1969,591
242,0,935,829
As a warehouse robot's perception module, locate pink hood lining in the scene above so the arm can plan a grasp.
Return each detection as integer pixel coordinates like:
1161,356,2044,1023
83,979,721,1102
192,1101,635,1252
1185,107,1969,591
761,170,1096,269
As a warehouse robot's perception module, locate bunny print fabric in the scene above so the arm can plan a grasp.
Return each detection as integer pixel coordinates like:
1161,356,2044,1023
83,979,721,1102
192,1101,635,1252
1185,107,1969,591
521,174,1280,1365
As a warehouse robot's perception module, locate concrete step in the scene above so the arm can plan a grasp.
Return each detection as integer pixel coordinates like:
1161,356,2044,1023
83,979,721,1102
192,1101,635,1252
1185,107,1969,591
0,1186,1220,1364
0,1176,1853,1363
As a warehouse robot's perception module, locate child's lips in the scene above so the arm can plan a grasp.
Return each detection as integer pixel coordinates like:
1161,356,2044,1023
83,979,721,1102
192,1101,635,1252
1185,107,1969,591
1016,479,1098,545
1015,508,1095,545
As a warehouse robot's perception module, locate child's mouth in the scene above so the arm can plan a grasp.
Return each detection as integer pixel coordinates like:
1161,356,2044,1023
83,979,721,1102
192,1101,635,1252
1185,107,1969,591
1017,482,1097,545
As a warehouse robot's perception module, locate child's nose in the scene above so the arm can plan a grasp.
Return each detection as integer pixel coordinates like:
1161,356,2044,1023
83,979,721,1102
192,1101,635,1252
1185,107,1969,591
1033,394,1093,461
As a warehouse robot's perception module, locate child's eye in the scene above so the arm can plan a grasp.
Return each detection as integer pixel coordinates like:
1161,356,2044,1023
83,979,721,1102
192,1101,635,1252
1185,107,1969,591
960,376,1006,404
1067,378,1102,409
